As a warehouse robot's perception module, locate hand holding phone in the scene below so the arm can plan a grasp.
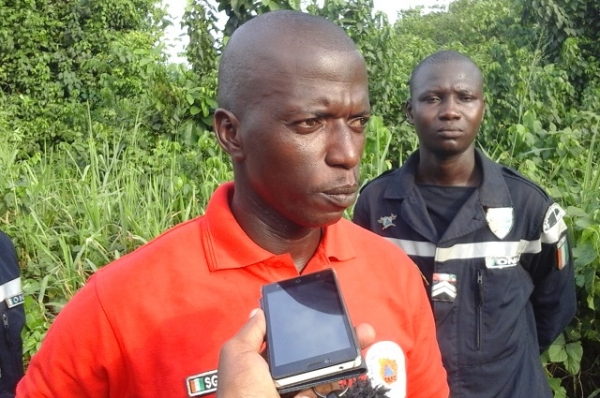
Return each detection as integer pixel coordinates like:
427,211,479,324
261,269,367,394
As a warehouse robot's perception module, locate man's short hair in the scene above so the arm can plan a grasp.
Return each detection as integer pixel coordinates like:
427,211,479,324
408,50,482,96
216,10,360,113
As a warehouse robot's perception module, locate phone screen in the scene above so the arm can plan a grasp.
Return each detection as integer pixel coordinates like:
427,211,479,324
262,269,359,380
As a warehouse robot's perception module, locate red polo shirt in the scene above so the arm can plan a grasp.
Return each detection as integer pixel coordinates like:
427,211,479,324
17,183,448,398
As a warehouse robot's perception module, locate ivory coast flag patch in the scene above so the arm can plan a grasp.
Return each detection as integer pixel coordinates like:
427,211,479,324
557,235,569,270
186,370,218,397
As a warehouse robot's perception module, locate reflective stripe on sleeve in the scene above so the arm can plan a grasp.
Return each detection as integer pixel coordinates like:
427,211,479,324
385,238,436,258
0,277,22,302
385,238,544,263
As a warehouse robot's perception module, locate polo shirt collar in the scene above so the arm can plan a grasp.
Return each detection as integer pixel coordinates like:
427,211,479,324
383,148,512,208
204,183,356,271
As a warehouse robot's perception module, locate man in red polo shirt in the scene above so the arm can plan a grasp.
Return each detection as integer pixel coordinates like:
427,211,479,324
17,11,448,398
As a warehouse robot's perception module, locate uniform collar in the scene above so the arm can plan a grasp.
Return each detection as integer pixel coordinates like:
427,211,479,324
204,183,356,271
384,148,512,208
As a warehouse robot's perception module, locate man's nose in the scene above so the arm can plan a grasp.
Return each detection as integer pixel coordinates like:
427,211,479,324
439,97,461,120
325,121,364,169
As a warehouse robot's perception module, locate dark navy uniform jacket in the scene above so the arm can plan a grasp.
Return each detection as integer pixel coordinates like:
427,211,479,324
353,149,576,398
0,231,24,398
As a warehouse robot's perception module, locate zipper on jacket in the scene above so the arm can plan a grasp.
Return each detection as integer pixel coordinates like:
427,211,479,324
1,312,6,382
2,313,11,347
476,269,483,351
2,310,20,377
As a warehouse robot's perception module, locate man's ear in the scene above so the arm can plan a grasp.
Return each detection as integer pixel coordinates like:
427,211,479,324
213,108,244,162
482,99,487,119
405,99,414,124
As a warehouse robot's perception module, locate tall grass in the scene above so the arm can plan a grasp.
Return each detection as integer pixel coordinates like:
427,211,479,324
0,119,231,359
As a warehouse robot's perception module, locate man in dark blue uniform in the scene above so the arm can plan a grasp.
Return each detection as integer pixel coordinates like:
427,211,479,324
353,50,576,397
0,230,24,398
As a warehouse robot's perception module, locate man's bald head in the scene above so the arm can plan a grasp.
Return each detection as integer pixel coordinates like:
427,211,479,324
409,50,483,97
216,10,363,114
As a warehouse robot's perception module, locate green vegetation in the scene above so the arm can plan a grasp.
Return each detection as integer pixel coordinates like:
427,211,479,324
1,0,598,396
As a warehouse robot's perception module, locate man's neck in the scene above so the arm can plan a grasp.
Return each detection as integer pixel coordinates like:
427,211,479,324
230,193,322,273
416,149,481,187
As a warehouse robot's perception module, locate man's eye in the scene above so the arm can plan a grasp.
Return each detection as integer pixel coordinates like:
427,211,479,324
297,119,320,128
424,97,440,103
350,117,370,128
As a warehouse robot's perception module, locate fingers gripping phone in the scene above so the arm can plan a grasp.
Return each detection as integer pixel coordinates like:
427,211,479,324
261,269,366,394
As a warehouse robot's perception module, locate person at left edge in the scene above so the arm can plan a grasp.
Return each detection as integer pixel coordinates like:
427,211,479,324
16,11,449,398
0,230,25,398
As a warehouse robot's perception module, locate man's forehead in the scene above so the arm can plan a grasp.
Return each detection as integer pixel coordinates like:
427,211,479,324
415,61,482,89
254,43,366,79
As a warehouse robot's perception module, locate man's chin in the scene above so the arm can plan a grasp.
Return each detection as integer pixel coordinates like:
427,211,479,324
430,145,472,159
301,212,345,229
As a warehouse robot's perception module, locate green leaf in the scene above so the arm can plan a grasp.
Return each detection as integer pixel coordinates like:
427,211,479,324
575,218,596,230
573,242,598,267
140,57,153,66
548,334,568,363
547,377,567,398
516,124,527,135
587,294,596,311
207,98,218,109
566,206,589,218
564,341,583,375
185,94,195,105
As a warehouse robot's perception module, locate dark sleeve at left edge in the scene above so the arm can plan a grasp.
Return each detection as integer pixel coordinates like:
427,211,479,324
528,205,577,353
0,230,25,397
0,231,19,281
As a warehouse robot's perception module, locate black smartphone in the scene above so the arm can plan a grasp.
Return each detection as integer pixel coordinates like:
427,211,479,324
261,269,365,393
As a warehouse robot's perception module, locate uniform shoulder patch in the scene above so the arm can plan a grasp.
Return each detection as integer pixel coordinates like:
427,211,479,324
543,203,566,233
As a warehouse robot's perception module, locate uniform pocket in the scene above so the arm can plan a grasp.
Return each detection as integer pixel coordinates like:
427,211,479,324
474,264,534,364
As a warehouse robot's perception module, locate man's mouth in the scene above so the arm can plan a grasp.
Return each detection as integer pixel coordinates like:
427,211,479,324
321,185,359,208
438,128,463,138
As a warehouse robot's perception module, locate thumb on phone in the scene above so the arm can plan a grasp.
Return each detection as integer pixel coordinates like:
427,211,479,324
354,323,376,351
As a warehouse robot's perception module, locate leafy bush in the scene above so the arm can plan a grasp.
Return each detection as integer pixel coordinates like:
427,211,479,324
1,0,599,396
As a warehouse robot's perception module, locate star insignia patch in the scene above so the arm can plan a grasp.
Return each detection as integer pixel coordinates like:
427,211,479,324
377,214,397,230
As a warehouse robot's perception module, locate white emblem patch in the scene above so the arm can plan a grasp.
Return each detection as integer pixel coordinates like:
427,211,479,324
486,207,514,240
543,203,566,233
6,293,24,308
485,256,519,269
365,341,406,398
